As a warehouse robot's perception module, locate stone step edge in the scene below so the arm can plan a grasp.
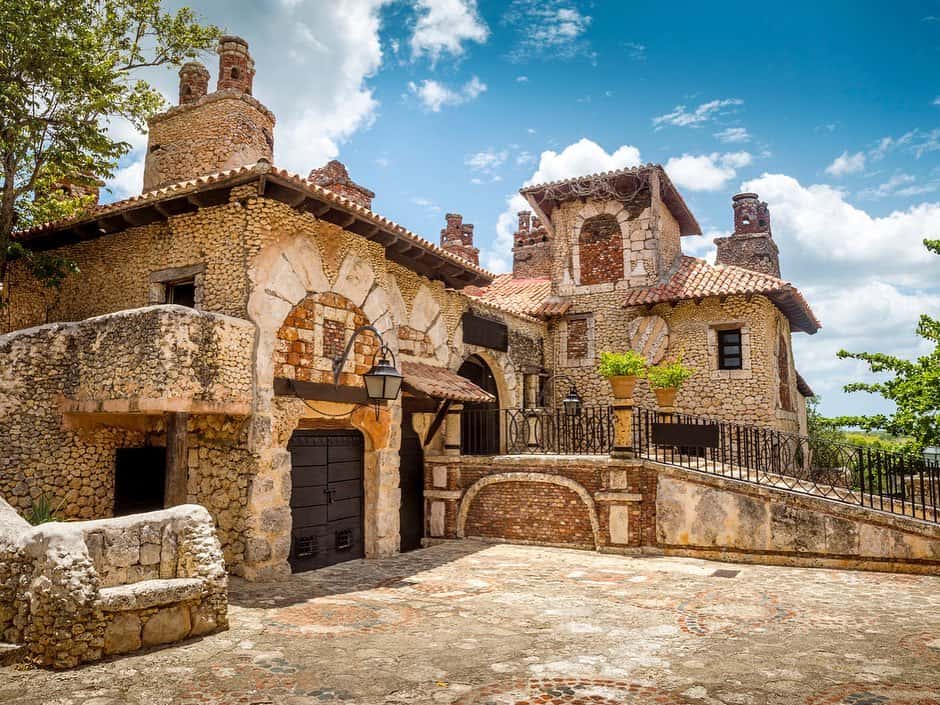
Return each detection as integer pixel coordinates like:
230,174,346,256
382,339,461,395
0,642,26,666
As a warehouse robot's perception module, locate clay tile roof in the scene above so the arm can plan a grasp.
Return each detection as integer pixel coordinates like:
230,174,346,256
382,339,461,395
464,274,554,319
623,256,821,334
401,361,495,403
13,161,491,290
796,372,815,398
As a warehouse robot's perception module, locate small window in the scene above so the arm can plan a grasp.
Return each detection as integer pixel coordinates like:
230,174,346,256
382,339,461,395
166,279,196,308
231,66,240,80
717,329,743,370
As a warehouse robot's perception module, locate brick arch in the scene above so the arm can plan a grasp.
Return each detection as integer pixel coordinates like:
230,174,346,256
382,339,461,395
274,292,379,387
456,472,600,549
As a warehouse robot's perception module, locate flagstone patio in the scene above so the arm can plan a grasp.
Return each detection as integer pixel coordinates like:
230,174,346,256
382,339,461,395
2,540,938,705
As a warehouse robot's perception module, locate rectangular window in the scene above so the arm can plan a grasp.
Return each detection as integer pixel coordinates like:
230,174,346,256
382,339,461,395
717,329,743,370
165,279,196,308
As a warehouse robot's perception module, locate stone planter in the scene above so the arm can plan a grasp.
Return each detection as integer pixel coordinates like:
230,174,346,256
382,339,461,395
607,375,638,400
653,386,678,408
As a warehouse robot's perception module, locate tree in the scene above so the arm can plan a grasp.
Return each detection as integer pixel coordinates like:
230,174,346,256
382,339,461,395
833,239,940,450
0,0,219,297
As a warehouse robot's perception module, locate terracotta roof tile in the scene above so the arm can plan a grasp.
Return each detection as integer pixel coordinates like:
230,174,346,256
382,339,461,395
401,361,495,403
623,256,821,334
465,274,553,318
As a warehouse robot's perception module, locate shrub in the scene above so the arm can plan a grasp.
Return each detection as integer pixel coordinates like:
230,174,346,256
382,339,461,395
647,355,695,389
597,350,648,378
25,495,65,525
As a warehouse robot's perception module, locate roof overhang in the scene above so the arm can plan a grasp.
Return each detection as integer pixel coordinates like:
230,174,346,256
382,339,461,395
14,163,492,290
401,360,495,403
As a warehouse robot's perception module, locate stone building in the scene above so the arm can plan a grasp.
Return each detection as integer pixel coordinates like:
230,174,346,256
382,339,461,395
0,35,856,581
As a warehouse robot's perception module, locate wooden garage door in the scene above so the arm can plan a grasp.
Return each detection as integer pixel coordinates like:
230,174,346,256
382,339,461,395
288,430,364,572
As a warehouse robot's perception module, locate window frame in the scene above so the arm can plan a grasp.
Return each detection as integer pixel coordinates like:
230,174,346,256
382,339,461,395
717,328,743,370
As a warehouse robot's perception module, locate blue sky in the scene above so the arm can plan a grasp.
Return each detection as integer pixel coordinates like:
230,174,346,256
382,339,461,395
107,1,940,420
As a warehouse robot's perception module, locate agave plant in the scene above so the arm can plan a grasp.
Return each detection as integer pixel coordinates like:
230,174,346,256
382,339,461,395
25,495,66,525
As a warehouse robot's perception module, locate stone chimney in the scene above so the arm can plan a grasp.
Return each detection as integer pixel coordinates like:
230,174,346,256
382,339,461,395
216,35,255,94
307,160,375,210
178,62,210,105
439,213,480,265
714,193,781,278
512,210,552,278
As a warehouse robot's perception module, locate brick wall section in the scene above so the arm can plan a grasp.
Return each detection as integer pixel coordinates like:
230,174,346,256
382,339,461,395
578,213,624,285
464,482,595,547
566,317,589,361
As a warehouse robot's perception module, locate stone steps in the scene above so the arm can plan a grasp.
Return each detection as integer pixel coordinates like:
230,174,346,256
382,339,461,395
0,642,25,666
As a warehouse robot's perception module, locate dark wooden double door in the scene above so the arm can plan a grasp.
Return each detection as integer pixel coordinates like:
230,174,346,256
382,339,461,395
288,430,364,572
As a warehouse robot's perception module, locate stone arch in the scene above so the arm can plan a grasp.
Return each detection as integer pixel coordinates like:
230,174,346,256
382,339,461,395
456,472,601,549
466,348,519,410
405,284,449,364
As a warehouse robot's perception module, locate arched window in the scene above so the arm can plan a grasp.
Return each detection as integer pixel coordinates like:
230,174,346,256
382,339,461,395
578,213,623,285
231,66,240,80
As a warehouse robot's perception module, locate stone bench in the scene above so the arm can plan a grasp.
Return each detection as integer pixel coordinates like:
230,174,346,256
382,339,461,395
97,577,205,611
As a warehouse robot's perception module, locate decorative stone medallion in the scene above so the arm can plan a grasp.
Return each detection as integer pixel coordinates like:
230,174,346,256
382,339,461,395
628,315,669,363
269,597,419,637
806,683,940,704
676,588,795,635
452,678,691,704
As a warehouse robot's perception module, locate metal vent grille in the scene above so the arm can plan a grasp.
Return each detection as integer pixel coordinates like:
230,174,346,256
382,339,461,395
335,529,353,551
295,535,318,559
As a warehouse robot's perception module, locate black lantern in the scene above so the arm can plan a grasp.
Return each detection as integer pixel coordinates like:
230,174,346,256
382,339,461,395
363,349,403,401
332,325,403,405
562,386,583,416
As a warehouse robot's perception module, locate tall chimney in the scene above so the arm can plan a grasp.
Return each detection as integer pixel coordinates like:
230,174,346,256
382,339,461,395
714,193,781,278
512,210,552,278
178,62,210,105
440,213,479,265
307,160,375,210
216,35,255,94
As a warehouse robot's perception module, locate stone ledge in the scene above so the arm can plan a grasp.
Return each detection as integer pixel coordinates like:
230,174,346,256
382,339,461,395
425,490,463,500
61,398,252,416
98,577,206,612
594,491,644,503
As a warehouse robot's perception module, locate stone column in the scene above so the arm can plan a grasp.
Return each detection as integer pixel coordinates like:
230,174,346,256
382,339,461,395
444,403,463,456
164,412,189,507
610,399,635,459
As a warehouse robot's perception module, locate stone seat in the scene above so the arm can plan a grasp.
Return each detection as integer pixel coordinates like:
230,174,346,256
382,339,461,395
97,577,205,612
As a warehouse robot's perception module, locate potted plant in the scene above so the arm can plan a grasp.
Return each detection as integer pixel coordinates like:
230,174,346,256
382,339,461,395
597,350,648,399
646,354,695,408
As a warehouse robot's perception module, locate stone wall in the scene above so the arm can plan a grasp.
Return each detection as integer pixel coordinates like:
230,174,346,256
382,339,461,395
0,504,227,669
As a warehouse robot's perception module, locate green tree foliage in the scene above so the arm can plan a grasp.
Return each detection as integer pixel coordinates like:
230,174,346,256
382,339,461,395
832,239,940,450
0,0,219,296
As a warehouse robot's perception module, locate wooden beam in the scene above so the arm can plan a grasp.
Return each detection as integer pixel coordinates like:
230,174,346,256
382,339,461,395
273,377,387,407
424,399,453,446
164,412,189,507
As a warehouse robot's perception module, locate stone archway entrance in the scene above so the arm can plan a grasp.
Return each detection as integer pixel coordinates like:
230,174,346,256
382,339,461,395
287,429,365,572
458,355,500,455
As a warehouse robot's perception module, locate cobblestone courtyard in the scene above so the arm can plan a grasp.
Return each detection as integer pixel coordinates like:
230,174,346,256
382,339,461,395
2,541,939,705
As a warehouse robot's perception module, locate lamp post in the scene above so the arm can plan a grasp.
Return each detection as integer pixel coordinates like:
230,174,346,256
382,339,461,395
538,373,583,416
332,325,403,412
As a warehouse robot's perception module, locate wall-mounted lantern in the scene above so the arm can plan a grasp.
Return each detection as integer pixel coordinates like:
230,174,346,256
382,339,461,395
539,373,583,416
332,325,402,409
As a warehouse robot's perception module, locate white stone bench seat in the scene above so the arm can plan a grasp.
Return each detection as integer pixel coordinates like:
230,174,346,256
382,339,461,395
97,578,205,612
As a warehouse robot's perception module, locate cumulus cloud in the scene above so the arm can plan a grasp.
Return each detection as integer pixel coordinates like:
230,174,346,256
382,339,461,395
408,75,487,111
714,127,751,144
664,152,753,191
824,150,866,177
503,1,594,62
410,0,489,64
481,138,642,271
652,98,743,130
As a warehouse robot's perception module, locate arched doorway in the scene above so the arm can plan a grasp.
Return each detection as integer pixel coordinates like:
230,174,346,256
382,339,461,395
458,355,500,455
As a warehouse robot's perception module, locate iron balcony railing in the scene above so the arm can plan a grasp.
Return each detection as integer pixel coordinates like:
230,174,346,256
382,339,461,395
460,406,615,456
633,406,940,524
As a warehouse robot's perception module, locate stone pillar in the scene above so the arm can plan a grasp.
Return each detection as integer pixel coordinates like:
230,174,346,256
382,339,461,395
444,403,462,456
164,412,189,507
610,398,635,459
178,62,209,105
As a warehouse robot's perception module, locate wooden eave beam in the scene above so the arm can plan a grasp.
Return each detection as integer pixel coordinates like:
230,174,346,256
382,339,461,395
424,399,453,446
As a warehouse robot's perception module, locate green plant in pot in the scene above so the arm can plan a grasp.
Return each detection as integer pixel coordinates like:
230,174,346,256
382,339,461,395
597,350,648,399
647,354,695,408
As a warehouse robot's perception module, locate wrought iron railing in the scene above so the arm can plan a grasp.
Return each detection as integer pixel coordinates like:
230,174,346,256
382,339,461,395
459,406,614,456
633,406,940,524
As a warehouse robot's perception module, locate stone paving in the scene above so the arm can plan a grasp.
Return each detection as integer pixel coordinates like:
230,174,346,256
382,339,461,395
2,541,939,705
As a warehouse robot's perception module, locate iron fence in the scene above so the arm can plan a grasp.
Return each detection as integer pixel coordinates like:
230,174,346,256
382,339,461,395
459,406,614,456
633,406,940,524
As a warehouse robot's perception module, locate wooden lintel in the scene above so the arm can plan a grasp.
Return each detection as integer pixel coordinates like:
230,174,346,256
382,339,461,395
273,377,386,407
424,399,453,446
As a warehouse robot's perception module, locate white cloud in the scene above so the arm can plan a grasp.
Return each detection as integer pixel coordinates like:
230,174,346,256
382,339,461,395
408,75,487,111
664,152,753,191
411,196,441,213
516,151,534,165
516,75,529,82
714,127,750,144
622,41,646,61
856,172,938,200
375,156,390,167
824,150,866,177
741,173,940,287
108,159,145,199
481,138,642,271
465,148,507,172
410,0,489,64
933,96,940,106
503,1,594,61
652,98,743,130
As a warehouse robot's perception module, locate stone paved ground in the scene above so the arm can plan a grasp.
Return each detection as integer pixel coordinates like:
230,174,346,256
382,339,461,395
2,541,939,705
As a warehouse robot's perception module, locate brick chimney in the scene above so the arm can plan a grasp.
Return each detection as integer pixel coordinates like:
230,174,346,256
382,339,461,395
216,35,255,95
512,210,552,278
714,193,781,278
307,160,375,210
440,213,480,265
178,62,210,105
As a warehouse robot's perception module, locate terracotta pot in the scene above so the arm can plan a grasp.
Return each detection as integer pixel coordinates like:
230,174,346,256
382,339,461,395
608,375,637,399
653,386,678,408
